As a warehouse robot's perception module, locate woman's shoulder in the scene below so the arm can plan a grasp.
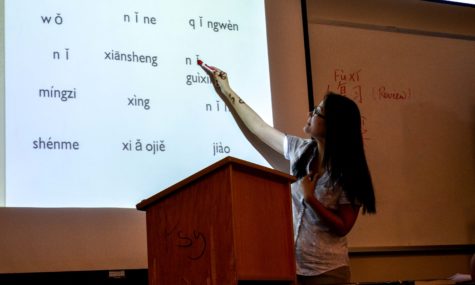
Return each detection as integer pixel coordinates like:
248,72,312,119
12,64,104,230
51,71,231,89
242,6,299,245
286,135,314,149
285,135,316,162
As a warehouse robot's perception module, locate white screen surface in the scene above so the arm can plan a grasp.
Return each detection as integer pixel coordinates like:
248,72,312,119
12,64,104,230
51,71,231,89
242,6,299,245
443,0,475,5
5,0,272,207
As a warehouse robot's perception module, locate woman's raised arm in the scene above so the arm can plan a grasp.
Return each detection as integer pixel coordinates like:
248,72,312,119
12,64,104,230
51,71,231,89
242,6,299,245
200,61,285,155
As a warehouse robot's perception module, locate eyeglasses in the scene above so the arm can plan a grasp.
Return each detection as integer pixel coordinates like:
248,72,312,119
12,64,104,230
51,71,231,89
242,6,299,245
311,106,325,119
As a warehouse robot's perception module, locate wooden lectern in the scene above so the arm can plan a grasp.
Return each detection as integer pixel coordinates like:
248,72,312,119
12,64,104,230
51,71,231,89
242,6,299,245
137,156,297,285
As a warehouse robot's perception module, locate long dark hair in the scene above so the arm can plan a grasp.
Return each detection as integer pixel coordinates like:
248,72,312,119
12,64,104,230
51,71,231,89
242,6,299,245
292,92,376,214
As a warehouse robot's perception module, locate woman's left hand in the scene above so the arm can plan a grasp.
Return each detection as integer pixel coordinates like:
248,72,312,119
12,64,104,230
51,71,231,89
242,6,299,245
300,172,361,237
300,173,320,201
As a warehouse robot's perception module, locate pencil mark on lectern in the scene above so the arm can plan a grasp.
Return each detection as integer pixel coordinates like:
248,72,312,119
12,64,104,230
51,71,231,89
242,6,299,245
176,230,207,260
165,221,179,237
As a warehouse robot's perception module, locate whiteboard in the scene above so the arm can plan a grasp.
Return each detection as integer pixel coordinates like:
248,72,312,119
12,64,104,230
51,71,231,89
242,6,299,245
310,23,475,248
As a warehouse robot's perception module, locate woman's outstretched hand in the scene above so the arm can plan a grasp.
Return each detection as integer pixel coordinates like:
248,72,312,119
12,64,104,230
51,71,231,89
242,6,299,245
198,59,232,96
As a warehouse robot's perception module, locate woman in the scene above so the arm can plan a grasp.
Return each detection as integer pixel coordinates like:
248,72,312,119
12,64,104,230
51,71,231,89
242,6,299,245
202,64,376,285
